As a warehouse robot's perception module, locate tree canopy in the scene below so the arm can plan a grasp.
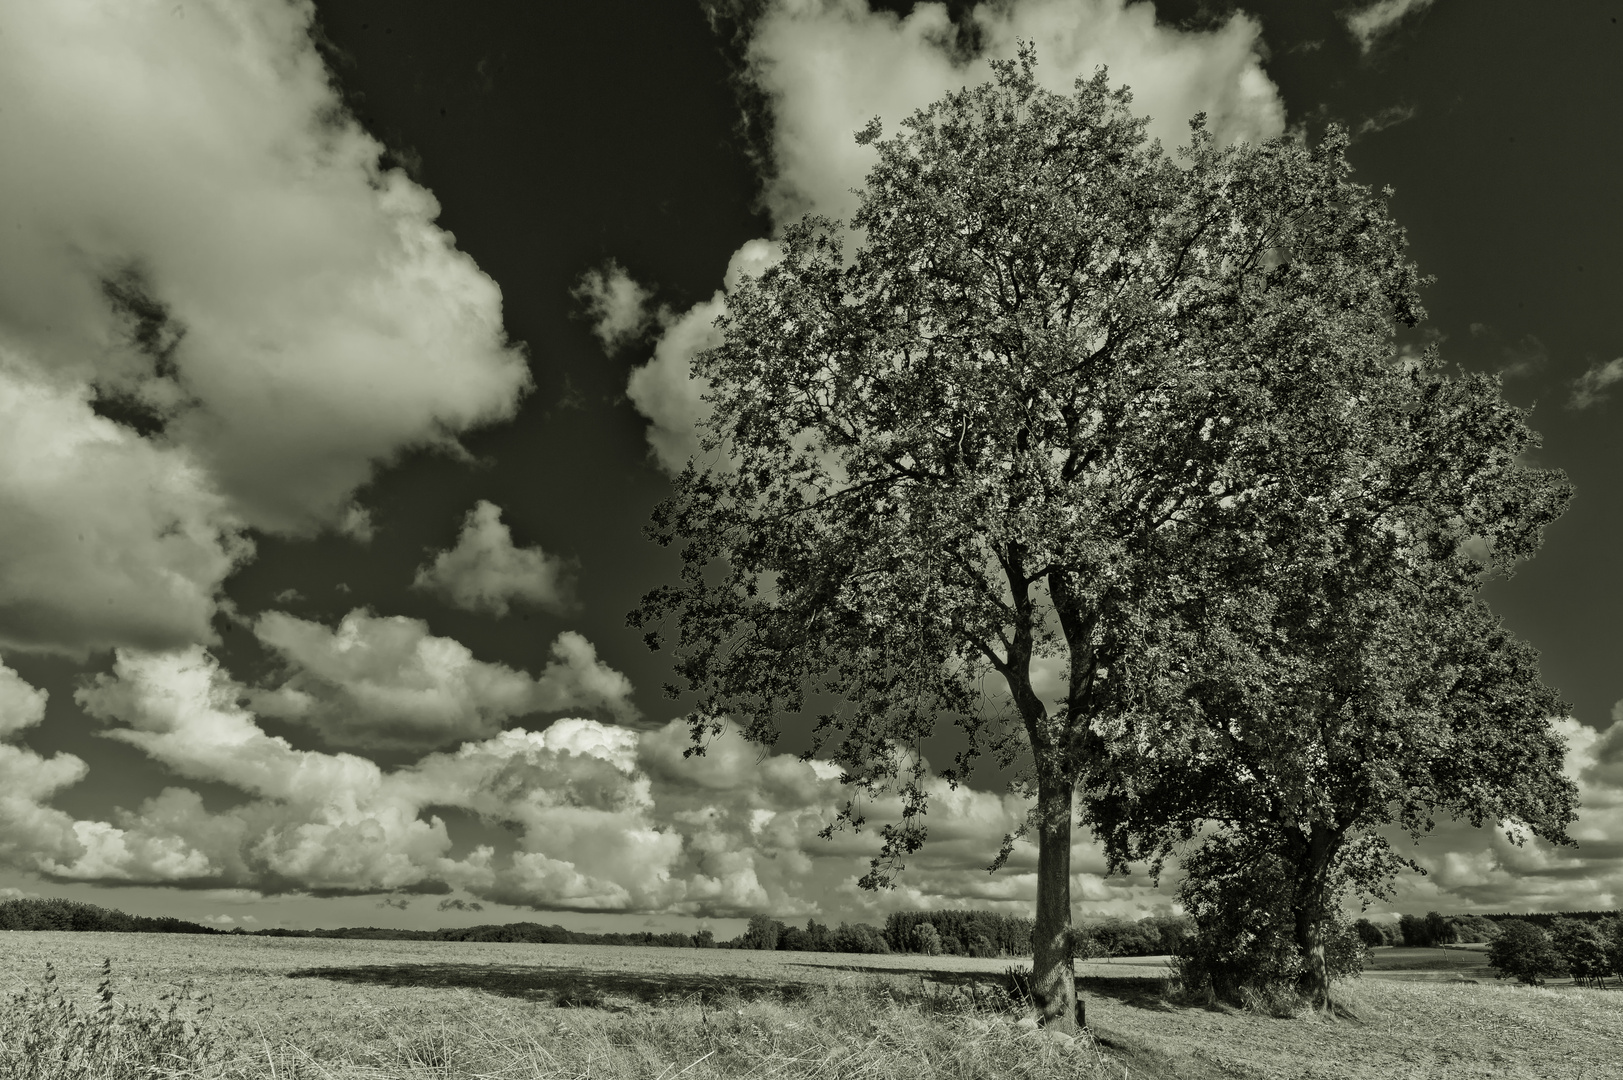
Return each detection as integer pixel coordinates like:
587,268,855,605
1077,335,1574,1007
632,47,1555,1029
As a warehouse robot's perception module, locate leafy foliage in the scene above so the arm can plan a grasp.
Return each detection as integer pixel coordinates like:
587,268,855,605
883,910,1034,956
1168,834,1364,1009
0,898,220,936
911,923,943,956
1077,292,1574,1006
1549,918,1611,985
632,44,1463,1029
1488,919,1569,985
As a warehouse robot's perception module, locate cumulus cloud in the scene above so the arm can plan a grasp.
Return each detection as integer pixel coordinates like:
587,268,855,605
1568,358,1623,410
0,642,1161,916
0,662,101,874
1344,0,1436,54
625,242,781,471
0,660,49,740
246,609,637,749
1376,716,1623,915
0,0,530,656
573,261,658,353
413,502,575,617
0,354,251,656
627,0,1285,471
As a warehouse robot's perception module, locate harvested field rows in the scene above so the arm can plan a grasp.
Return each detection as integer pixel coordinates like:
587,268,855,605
3,932,1619,1079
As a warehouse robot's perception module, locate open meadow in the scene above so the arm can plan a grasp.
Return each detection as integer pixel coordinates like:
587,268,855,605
3,932,1621,1079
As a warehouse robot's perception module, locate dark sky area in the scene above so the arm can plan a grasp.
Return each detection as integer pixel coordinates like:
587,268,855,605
0,0,1618,935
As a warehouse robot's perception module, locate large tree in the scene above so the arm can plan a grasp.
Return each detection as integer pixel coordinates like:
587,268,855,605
633,49,1447,1031
1078,352,1576,1011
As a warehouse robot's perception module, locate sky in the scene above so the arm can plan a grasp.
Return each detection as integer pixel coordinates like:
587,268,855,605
0,0,1619,938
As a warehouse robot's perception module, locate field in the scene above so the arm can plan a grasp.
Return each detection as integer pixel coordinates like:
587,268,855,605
2,932,1619,1079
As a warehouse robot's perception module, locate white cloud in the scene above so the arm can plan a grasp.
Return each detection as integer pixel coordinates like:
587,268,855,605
0,0,530,656
1568,358,1623,410
573,261,657,353
0,642,1160,916
1344,0,1436,54
1374,716,1623,916
625,241,782,472
751,0,1283,229
413,501,574,617
626,0,1285,471
246,609,637,749
0,660,49,740
0,354,251,656
1354,103,1418,137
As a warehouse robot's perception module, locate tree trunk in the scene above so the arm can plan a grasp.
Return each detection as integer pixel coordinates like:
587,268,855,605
1294,906,1330,1012
1031,767,1080,1033
1290,824,1339,1014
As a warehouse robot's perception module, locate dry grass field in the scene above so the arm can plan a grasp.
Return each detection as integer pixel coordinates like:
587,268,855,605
2,931,1619,1079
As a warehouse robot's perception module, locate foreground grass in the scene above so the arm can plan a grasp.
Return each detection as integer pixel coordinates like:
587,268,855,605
1,962,1106,1080
2,933,1619,1079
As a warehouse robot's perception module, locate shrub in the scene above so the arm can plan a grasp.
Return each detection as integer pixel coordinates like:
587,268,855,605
1171,840,1364,1010
1550,918,1610,986
1353,918,1387,948
740,915,783,951
1488,919,1568,985
831,921,890,954
911,923,942,956
1601,917,1623,978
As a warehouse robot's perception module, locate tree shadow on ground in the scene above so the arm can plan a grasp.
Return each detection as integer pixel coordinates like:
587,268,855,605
286,963,825,1007
782,961,1176,1013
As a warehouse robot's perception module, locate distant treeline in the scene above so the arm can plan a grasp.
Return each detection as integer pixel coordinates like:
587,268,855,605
1354,909,1623,948
0,899,704,946
19,896,1613,958
249,922,711,948
0,898,222,935
731,911,1195,959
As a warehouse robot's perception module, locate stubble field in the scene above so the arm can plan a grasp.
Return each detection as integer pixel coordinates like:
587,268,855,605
1,931,1618,1079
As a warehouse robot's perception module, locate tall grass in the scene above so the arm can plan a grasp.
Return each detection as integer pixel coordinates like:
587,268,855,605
0,959,220,1079
0,959,1107,1080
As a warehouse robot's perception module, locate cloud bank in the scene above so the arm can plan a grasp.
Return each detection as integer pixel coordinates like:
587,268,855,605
246,609,637,750
4,641,1615,920
413,502,576,617
624,0,1287,471
0,646,1162,917
0,0,530,657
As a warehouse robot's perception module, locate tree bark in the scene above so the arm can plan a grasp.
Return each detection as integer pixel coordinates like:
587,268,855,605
1289,824,1339,1014
1294,906,1330,1012
1031,765,1080,1033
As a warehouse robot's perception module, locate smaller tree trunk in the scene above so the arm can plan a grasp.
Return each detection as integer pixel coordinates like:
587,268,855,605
1294,908,1331,1012
1031,768,1080,1034
1290,824,1340,1014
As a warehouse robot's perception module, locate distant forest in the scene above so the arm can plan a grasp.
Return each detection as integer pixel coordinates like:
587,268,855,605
7,897,1617,957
